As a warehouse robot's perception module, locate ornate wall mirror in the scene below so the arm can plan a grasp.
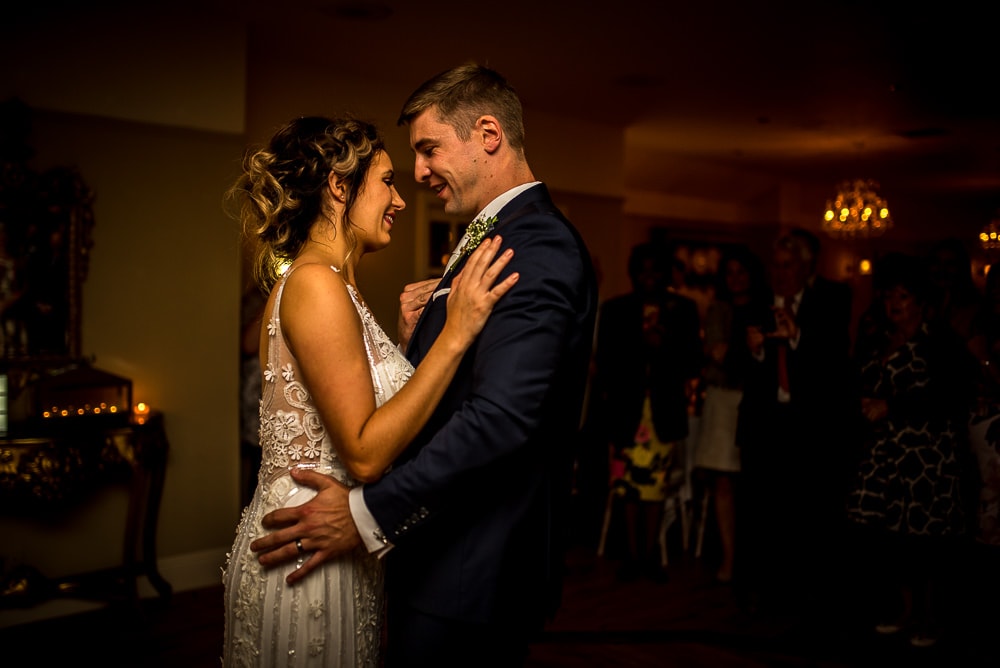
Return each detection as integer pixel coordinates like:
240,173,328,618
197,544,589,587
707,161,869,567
0,99,96,416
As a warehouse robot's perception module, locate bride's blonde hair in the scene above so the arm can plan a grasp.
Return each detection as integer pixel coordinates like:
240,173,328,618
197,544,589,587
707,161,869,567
228,116,384,291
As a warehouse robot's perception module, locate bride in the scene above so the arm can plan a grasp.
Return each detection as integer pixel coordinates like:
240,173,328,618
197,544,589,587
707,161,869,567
221,116,517,667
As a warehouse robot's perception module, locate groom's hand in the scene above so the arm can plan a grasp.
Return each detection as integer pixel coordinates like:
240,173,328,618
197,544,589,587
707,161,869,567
251,468,362,585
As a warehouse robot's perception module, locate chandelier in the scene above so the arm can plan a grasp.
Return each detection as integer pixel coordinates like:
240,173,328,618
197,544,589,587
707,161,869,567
980,217,1000,251
821,179,893,239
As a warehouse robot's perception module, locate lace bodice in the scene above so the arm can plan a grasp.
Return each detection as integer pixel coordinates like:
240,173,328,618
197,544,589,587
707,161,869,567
258,266,415,487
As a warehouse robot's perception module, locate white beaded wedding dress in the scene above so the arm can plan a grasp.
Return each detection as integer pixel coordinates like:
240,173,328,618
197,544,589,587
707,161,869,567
223,266,413,667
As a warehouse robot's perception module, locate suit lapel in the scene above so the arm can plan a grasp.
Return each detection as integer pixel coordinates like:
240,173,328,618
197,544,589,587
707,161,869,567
406,184,550,364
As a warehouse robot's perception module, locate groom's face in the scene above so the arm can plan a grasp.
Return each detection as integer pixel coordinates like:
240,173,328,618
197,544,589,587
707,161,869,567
408,107,485,219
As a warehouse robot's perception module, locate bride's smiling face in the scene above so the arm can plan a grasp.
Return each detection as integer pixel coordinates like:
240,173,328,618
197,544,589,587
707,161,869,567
350,150,406,253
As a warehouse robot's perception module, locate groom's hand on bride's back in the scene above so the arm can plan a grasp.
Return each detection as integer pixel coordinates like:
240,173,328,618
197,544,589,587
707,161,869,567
250,468,362,585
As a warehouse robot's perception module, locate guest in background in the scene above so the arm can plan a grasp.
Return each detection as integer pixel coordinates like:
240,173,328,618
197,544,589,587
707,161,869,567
692,245,769,584
846,252,973,649
926,237,984,345
735,228,854,617
968,264,1000,548
961,263,1000,654
590,241,703,581
926,238,985,608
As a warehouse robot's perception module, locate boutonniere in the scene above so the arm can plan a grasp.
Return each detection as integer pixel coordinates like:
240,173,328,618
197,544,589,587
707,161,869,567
461,215,497,258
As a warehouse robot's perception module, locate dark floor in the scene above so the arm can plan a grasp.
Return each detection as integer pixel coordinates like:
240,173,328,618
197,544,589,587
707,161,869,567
0,486,1000,668
3,515,998,667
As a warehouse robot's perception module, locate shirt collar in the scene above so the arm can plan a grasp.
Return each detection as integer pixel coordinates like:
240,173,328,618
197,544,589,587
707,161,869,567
775,288,804,310
471,182,541,222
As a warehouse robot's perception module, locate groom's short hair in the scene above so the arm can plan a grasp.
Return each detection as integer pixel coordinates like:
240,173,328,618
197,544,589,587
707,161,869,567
397,62,526,152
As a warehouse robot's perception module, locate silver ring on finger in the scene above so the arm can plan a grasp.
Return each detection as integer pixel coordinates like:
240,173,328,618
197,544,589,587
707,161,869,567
295,538,305,568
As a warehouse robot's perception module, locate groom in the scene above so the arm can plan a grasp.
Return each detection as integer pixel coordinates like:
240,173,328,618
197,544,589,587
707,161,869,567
251,63,598,666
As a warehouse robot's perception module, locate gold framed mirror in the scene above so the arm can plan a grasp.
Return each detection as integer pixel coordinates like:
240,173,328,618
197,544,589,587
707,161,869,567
0,99,95,408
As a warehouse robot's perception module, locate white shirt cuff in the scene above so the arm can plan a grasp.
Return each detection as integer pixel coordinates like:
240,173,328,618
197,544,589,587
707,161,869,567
349,485,393,557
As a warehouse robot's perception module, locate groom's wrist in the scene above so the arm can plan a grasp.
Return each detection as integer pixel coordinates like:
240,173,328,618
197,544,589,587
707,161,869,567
349,485,393,556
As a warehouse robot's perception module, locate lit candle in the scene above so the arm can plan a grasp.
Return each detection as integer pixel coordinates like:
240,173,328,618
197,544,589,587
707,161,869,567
134,402,151,423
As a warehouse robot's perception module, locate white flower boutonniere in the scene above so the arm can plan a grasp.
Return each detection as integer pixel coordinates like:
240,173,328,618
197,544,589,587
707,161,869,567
462,215,497,259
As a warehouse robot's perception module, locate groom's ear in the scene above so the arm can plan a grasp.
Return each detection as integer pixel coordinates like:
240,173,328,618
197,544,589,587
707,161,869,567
476,115,502,154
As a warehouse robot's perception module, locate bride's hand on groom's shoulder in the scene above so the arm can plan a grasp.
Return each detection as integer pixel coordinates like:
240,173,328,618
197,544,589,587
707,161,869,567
250,469,361,585
445,236,518,346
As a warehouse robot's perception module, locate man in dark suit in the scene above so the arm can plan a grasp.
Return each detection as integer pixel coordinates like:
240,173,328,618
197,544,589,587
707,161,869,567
588,242,703,580
250,63,598,666
736,228,853,618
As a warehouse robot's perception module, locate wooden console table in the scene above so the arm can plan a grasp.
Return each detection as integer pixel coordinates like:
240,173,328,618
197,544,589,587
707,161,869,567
0,411,172,610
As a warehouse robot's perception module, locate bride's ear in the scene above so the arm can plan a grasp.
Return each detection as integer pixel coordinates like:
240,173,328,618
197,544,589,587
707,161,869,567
328,172,347,202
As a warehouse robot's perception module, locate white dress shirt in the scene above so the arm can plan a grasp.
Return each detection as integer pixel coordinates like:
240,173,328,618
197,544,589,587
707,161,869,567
775,290,802,403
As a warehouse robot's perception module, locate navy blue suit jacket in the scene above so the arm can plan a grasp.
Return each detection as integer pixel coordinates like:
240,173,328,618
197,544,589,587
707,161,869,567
362,184,598,626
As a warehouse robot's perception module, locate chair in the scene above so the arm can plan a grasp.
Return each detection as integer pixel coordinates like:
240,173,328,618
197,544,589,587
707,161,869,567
693,484,712,559
660,462,692,565
597,463,691,568
657,486,690,567
596,457,627,560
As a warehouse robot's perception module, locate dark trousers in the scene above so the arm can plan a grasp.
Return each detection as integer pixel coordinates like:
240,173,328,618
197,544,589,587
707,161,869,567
385,601,535,668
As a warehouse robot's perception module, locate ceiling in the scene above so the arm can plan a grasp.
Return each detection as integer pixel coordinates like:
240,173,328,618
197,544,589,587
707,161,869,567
254,2,998,192
135,1,1000,235
11,1,1000,233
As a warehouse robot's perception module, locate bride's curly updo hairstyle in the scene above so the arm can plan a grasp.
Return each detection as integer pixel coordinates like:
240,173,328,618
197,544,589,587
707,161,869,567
230,116,385,291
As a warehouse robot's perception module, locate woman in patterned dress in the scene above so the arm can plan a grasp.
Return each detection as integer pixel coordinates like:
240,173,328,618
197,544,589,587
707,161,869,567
221,116,518,666
846,252,973,648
